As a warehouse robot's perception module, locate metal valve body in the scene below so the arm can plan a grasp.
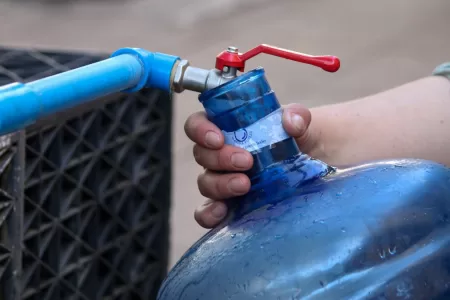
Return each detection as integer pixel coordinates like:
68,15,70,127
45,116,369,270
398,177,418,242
172,44,340,93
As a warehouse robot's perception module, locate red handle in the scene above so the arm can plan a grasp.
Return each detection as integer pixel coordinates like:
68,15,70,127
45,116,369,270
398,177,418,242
215,44,340,73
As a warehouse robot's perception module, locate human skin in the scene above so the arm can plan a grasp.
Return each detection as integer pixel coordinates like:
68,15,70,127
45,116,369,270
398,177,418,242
184,75,450,228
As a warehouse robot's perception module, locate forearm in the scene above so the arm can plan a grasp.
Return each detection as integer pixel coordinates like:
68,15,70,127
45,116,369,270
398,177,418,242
309,76,450,167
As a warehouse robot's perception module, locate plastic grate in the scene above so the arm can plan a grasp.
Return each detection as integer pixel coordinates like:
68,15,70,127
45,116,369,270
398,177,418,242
0,47,172,300
0,136,22,300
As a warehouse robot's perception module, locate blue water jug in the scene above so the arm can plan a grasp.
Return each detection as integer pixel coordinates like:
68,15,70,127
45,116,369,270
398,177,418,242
158,47,450,300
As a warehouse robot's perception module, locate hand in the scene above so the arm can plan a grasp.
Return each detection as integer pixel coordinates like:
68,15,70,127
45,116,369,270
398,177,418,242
184,103,318,228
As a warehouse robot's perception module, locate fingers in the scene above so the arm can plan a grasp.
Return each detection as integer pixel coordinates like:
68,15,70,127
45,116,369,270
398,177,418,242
197,171,250,200
185,111,253,228
194,171,250,229
184,112,223,149
193,144,253,171
195,171,250,228
194,199,228,228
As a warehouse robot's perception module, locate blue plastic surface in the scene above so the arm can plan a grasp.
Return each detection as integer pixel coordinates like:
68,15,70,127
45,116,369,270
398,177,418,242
111,48,180,92
0,48,179,135
199,67,331,180
158,68,450,299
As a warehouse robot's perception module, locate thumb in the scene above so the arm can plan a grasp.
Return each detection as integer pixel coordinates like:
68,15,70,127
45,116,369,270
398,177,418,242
281,103,317,153
281,103,311,138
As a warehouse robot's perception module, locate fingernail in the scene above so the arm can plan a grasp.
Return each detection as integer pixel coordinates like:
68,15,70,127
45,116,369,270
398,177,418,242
205,131,221,148
231,152,250,169
228,177,247,194
211,203,227,219
290,113,305,132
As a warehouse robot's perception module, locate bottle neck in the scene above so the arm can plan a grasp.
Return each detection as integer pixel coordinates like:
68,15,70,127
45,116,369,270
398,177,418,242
199,68,332,185
247,136,300,176
233,143,333,218
247,137,332,188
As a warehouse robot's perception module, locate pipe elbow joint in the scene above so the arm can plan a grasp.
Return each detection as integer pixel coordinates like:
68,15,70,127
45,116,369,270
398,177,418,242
111,48,180,93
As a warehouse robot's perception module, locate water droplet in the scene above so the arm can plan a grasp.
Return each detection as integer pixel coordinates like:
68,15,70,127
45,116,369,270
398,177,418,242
378,249,386,259
243,282,248,291
389,246,397,255
341,227,346,233
336,192,343,197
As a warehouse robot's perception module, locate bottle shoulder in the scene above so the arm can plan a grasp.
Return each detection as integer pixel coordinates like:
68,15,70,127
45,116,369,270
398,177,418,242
159,159,450,300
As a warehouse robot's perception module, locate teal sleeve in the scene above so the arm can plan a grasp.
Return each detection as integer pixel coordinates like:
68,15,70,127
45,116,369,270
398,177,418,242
433,62,450,79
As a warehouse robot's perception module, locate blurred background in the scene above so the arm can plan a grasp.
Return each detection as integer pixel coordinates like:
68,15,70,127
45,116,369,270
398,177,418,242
0,0,449,269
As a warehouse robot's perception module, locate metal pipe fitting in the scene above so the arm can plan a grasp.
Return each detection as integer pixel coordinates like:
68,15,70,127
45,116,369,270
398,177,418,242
172,60,238,94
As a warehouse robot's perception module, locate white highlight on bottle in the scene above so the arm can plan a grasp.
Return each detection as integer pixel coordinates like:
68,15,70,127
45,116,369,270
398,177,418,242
222,108,289,152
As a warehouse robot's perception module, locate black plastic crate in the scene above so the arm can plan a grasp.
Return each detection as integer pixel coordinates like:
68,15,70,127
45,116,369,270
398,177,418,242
0,47,172,300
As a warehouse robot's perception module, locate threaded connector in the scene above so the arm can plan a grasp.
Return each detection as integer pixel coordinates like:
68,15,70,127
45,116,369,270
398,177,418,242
172,60,238,94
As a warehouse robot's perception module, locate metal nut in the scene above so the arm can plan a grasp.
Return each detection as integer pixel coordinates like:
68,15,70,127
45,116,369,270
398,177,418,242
227,46,238,53
172,60,190,93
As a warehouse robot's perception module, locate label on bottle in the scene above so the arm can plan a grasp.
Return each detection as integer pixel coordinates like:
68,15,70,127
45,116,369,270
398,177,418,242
222,108,290,152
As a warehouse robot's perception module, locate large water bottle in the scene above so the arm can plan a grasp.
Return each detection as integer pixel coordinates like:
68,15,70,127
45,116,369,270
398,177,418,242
158,48,450,300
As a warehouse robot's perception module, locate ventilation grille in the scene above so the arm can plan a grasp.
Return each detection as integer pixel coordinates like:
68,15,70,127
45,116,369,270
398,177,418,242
0,47,172,300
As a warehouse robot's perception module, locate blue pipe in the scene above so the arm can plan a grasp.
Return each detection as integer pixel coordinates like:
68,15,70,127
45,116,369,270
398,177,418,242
0,48,180,135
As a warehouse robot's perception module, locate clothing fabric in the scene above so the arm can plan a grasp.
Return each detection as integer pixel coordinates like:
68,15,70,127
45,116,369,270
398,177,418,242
433,62,450,79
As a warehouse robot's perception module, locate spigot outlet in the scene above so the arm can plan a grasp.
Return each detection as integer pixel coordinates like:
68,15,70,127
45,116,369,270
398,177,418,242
172,60,237,93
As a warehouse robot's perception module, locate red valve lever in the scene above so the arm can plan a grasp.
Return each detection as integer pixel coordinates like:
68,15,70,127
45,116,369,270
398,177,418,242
215,44,340,73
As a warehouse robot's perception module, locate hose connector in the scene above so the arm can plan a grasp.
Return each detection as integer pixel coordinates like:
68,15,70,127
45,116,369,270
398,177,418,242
172,60,236,93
